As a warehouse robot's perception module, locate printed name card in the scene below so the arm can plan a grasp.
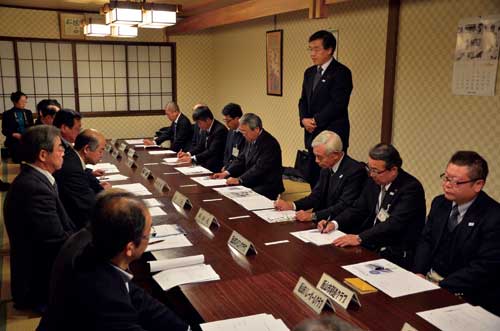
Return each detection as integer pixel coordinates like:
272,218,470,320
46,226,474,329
127,148,136,158
317,273,360,310
125,157,136,168
111,149,121,159
105,144,112,153
110,138,117,146
227,231,257,256
293,277,333,314
119,142,127,152
141,167,153,180
154,177,169,192
172,191,191,209
401,323,419,331
195,208,219,229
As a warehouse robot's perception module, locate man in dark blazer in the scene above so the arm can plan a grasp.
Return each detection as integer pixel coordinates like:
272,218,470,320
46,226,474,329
38,189,189,331
144,102,193,152
275,130,366,222
53,109,96,230
319,144,425,269
4,125,75,312
213,113,285,200
178,105,227,173
414,151,500,315
221,103,245,171
299,30,353,188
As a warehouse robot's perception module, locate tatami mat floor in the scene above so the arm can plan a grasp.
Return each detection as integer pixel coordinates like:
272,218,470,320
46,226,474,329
0,161,310,330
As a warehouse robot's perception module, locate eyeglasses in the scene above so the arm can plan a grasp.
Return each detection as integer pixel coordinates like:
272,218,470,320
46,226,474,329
223,117,235,123
440,173,481,187
307,47,325,53
365,165,387,175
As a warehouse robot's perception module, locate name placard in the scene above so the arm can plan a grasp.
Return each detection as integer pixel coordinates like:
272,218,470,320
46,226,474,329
110,138,117,146
401,323,419,331
195,208,219,229
105,144,112,153
111,149,121,159
154,177,170,192
293,277,333,314
141,167,153,180
125,157,136,168
127,147,136,158
227,231,257,256
119,142,127,152
172,191,191,209
317,273,360,309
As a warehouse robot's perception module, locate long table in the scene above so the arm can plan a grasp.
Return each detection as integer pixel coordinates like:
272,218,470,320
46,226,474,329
104,140,463,331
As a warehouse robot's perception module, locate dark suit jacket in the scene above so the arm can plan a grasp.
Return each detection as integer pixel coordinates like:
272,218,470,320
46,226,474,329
3,164,75,308
189,120,227,173
38,229,188,331
85,168,104,194
226,129,284,200
294,155,366,221
2,107,34,160
223,129,245,170
155,113,193,152
335,169,426,268
413,192,500,315
54,141,97,229
298,59,352,150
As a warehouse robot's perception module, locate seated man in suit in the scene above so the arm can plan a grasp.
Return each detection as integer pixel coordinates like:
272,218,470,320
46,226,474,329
319,144,425,269
275,130,365,222
212,113,285,200
53,109,97,230
178,105,227,172
74,129,110,194
38,189,189,331
221,103,245,171
4,125,75,312
144,102,193,152
35,99,60,125
413,151,500,315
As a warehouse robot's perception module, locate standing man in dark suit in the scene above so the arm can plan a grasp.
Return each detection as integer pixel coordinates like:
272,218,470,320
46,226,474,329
275,130,365,222
221,103,245,171
53,109,96,230
299,30,353,188
144,102,193,152
4,125,75,312
38,189,189,331
414,151,500,315
212,113,285,200
178,105,227,172
319,144,425,269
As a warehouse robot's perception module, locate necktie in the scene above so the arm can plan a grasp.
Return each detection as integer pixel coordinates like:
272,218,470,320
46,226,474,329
172,122,177,140
448,204,460,231
374,186,387,225
313,66,323,90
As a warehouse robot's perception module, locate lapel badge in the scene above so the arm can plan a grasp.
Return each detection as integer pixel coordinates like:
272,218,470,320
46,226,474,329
468,222,475,227
339,174,343,178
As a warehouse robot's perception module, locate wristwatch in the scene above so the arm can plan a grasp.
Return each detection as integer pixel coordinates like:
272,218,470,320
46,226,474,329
311,212,317,222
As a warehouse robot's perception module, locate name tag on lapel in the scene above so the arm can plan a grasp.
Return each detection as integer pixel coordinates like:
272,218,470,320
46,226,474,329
377,208,390,222
468,222,475,227
232,147,239,157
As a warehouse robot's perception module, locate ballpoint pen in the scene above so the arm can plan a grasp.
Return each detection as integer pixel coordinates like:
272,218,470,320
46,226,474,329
321,216,332,234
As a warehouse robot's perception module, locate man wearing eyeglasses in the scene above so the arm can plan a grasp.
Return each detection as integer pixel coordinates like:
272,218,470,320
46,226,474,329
220,103,245,171
318,143,426,269
413,151,500,315
299,30,353,189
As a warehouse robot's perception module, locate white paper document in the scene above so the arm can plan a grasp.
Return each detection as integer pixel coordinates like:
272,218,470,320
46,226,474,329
201,313,289,331
87,163,120,174
175,166,213,175
190,176,228,187
342,259,439,298
214,186,256,199
145,234,192,252
148,207,167,217
290,229,346,245
153,263,220,291
125,139,146,145
148,254,205,272
100,174,129,182
113,183,152,196
162,157,189,165
143,198,164,207
149,150,176,155
233,195,275,211
151,224,185,238
417,303,500,331
254,209,295,223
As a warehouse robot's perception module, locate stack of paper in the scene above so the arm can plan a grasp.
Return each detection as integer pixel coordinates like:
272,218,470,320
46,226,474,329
213,186,274,211
254,209,295,223
152,263,220,291
146,234,192,252
290,229,346,246
148,254,204,272
124,139,146,145
149,150,176,155
87,163,120,174
214,186,255,199
143,198,164,207
342,258,439,298
113,183,152,196
151,224,185,237
175,166,212,175
200,313,289,331
163,157,189,165
100,174,129,182
190,176,227,187
148,207,167,217
417,303,500,331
